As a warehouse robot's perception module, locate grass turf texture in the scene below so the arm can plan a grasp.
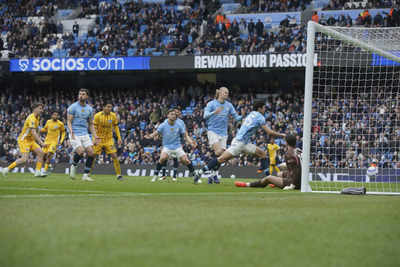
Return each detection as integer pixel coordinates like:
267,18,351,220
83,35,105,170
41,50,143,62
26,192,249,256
0,173,399,267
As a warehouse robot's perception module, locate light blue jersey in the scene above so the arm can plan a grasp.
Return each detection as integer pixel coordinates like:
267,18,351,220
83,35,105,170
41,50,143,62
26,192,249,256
67,101,94,136
204,99,241,136
235,111,266,144
157,119,186,150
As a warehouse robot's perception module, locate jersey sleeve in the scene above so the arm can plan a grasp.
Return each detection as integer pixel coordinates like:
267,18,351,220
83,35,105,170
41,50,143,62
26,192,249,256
41,120,49,132
67,105,75,116
157,123,164,134
28,116,36,128
203,101,215,119
259,113,266,126
59,121,66,143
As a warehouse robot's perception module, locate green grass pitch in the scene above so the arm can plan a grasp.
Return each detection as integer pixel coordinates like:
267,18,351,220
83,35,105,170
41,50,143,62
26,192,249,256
0,173,399,267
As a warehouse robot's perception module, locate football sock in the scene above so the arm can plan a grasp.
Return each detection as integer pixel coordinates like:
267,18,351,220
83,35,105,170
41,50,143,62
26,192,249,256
7,161,17,171
161,161,167,176
73,153,82,166
44,163,49,171
173,158,178,178
249,180,267,188
206,158,221,171
187,162,195,175
113,158,121,176
261,157,269,170
155,162,162,175
35,162,42,172
84,156,94,174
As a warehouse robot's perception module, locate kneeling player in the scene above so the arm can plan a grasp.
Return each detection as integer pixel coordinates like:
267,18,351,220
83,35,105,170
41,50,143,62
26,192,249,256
145,109,197,182
40,111,66,175
235,135,301,190
93,103,123,180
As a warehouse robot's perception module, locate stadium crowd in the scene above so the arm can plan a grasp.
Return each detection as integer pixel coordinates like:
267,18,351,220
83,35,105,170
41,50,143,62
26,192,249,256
2,0,399,58
0,83,398,170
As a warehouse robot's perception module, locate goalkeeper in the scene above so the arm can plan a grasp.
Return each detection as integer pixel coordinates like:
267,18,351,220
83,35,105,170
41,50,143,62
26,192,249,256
235,135,301,190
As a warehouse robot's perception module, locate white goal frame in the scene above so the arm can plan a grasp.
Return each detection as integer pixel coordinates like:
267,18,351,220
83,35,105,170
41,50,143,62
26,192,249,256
301,21,400,195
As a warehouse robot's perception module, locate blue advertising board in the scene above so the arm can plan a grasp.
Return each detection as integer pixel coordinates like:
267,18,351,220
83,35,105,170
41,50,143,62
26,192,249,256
371,51,400,66
9,57,150,72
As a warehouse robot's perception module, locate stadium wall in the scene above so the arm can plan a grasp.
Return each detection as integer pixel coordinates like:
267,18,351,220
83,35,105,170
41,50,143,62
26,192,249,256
7,51,384,73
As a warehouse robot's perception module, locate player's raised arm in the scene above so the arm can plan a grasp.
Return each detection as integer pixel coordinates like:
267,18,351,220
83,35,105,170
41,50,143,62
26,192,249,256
261,125,286,138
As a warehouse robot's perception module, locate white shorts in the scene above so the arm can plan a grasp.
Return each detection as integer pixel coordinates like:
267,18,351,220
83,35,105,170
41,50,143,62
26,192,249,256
161,147,186,159
207,131,228,149
70,134,93,151
227,138,257,157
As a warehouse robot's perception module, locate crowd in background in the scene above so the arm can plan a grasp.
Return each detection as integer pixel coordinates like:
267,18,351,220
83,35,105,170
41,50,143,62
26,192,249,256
0,83,398,170
1,0,399,58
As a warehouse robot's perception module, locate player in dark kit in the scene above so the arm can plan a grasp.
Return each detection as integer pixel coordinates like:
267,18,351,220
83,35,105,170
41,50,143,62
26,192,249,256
235,135,301,190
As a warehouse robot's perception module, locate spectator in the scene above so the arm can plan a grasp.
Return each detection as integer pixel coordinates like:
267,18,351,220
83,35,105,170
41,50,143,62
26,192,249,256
72,21,79,36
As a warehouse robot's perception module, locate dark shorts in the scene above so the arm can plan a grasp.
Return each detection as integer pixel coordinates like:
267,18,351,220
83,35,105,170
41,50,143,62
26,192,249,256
282,171,301,189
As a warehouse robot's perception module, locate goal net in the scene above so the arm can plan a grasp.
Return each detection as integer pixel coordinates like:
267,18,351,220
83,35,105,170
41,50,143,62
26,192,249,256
302,22,400,195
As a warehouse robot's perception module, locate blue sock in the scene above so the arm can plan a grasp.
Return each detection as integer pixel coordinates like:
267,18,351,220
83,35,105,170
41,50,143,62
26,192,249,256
205,158,220,172
261,157,269,170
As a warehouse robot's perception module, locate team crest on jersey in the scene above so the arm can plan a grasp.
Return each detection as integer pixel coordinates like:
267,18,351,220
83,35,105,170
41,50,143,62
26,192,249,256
170,128,175,132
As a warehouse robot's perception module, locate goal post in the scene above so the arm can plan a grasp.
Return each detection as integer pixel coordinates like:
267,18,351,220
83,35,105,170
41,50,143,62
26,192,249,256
302,21,400,195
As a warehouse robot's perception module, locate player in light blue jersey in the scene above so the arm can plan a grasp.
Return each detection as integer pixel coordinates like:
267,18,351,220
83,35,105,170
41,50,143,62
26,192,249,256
204,87,242,184
194,100,285,184
145,109,197,182
67,88,99,181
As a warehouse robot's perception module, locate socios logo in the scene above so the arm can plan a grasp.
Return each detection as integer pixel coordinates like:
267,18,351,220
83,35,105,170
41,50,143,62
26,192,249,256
10,57,150,72
18,59,29,71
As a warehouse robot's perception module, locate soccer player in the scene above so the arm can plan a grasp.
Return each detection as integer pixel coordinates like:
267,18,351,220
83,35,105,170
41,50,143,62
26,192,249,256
93,102,123,180
171,108,184,180
1,103,48,177
203,86,242,184
235,135,301,190
145,109,197,182
67,88,99,181
194,100,285,184
265,137,281,175
40,110,66,175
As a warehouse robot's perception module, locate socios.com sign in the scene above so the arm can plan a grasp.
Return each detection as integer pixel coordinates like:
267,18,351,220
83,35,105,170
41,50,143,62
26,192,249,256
10,57,150,72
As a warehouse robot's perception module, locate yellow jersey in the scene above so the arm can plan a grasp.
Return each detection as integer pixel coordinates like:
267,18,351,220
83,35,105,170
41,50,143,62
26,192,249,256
267,143,280,165
42,119,66,144
18,113,40,142
93,111,121,141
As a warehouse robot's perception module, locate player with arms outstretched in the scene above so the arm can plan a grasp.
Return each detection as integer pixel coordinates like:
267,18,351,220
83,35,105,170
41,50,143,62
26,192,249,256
146,109,197,182
235,135,301,190
67,88,99,181
195,100,285,183
2,103,48,177
93,102,123,180
203,86,242,183
40,110,66,175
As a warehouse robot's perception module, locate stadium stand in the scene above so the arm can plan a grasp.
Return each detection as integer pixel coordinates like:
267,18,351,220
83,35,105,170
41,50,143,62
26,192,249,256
1,0,399,59
0,82,398,170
